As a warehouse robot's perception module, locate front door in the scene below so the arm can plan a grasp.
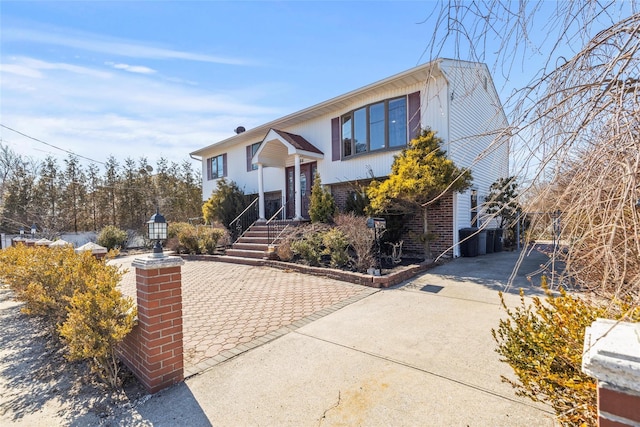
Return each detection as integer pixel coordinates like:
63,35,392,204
285,162,316,219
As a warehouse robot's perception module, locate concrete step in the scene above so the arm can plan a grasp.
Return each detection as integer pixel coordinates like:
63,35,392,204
226,248,267,259
244,230,270,238
232,242,269,251
237,236,270,245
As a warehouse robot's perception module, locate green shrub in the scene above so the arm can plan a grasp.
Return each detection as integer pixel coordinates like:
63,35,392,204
168,222,192,254
322,228,349,268
493,276,640,426
290,239,322,266
178,226,200,254
309,172,336,223
197,226,227,255
97,225,128,250
168,222,228,255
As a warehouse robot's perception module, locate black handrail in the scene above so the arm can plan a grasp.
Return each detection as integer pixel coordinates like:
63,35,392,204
229,197,259,242
266,196,293,243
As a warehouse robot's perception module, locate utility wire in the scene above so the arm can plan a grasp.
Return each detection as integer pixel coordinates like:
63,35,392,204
0,124,106,165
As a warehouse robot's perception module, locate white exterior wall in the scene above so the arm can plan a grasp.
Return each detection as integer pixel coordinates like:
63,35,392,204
440,61,509,255
199,78,452,201
421,71,450,143
197,60,510,250
200,141,284,200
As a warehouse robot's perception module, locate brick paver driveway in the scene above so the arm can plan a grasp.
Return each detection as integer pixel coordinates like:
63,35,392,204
116,256,377,376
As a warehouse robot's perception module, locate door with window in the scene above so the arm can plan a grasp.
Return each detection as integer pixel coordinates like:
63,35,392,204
285,162,316,219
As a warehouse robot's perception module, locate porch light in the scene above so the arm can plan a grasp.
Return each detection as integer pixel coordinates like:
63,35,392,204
147,209,167,258
31,224,37,237
19,227,24,236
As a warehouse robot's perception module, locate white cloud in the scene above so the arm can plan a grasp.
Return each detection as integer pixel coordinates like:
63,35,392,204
4,27,253,66
107,62,157,74
0,56,284,169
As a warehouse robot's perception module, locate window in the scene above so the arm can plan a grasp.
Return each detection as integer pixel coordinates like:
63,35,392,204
341,96,408,157
247,142,260,171
207,154,226,180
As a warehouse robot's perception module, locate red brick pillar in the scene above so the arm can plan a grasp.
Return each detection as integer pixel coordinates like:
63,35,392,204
119,256,185,394
582,319,640,427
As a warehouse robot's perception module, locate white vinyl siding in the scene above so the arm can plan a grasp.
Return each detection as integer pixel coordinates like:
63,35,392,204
440,61,509,233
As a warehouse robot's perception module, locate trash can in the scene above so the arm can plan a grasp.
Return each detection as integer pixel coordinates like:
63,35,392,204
459,228,479,257
494,228,504,252
477,230,487,255
485,229,495,254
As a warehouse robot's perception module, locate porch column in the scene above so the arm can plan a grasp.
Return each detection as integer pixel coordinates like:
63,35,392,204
257,163,266,221
294,154,303,220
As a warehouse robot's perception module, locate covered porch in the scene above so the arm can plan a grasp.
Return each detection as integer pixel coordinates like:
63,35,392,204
253,129,324,221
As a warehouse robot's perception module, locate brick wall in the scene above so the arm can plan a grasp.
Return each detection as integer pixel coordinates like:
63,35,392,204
331,181,456,259
119,257,185,394
330,179,375,213
402,192,455,259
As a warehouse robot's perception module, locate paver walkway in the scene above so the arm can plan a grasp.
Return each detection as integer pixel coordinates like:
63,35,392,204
116,256,377,376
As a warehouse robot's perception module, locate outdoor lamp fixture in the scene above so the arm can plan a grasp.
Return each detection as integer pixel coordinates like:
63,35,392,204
147,209,167,258
30,224,36,237
19,227,24,236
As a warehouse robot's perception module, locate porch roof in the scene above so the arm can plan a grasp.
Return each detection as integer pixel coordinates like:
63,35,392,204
253,128,323,168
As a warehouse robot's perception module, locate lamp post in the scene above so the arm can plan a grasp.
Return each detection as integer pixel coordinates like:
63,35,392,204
147,209,167,258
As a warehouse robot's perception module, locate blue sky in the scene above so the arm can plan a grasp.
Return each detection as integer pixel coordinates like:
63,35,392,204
1,1,631,171
2,1,443,168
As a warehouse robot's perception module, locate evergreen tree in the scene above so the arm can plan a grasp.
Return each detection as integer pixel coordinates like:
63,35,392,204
60,155,87,233
34,156,61,232
308,172,336,223
202,178,248,228
367,128,472,258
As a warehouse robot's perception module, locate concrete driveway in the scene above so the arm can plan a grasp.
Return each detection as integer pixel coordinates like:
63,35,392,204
112,248,556,426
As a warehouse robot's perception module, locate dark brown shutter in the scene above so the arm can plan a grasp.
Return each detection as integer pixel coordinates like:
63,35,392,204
408,91,421,139
206,157,212,180
331,117,340,161
222,153,228,177
246,145,252,172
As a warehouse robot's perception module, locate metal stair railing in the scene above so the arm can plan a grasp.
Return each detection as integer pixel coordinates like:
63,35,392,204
229,197,259,242
266,198,292,244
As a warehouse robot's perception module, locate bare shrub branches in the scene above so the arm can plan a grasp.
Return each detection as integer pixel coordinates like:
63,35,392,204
426,2,640,300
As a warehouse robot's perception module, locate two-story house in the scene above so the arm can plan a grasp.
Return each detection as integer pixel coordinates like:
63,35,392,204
190,59,509,258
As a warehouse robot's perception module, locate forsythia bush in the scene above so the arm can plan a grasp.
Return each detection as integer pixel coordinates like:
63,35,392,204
493,276,640,426
0,244,136,389
59,266,136,388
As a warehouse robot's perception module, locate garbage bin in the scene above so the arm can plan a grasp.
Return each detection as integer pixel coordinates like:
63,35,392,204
459,228,479,257
494,228,504,252
485,229,495,254
477,230,487,255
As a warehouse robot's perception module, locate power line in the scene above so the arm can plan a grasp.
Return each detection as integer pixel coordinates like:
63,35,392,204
0,124,106,165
